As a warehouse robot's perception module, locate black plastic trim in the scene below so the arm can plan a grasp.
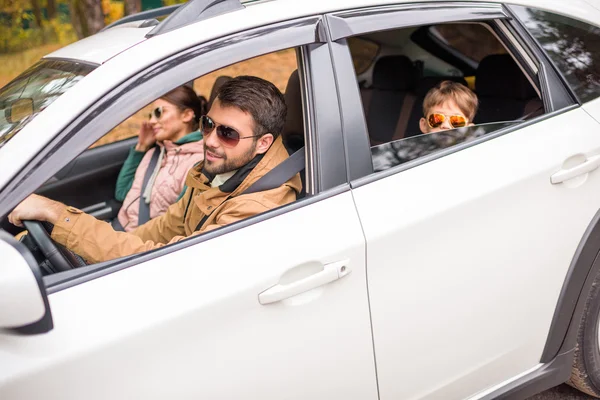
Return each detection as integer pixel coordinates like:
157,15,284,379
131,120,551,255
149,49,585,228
0,16,323,218
326,2,507,41
540,207,600,363
327,38,373,180
147,0,244,37
479,349,574,400
0,231,53,335
44,184,351,292
101,4,181,31
506,4,579,107
350,104,578,189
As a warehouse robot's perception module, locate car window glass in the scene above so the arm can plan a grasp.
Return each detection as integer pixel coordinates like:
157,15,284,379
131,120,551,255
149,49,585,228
0,60,95,149
429,24,507,64
91,49,297,148
347,37,380,75
511,5,600,103
347,21,544,174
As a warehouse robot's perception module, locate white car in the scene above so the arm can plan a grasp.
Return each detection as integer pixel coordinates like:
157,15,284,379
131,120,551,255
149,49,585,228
1,0,600,398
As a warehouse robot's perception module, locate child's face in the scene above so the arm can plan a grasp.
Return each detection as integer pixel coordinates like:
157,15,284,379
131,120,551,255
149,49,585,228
419,100,470,134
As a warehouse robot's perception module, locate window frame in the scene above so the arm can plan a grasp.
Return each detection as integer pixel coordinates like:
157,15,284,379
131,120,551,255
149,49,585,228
325,2,577,186
0,16,347,292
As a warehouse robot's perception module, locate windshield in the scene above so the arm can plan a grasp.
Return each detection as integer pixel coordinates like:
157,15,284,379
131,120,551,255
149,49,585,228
0,60,95,149
371,121,519,172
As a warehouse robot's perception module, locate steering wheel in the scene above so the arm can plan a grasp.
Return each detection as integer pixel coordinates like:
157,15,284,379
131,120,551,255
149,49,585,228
22,220,87,273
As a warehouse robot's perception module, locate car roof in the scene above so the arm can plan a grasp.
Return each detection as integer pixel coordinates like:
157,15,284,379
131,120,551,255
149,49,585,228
43,0,600,66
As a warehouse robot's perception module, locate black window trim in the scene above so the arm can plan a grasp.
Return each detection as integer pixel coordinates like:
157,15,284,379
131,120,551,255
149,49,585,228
326,1,508,41
505,4,581,106
327,1,578,185
0,15,347,292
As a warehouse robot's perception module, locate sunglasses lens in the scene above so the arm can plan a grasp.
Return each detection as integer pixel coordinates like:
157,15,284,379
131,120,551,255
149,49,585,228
450,115,466,128
200,115,214,134
149,107,163,120
217,126,240,147
428,113,445,128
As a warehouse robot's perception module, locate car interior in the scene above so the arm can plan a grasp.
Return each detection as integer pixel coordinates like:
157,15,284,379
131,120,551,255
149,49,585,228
1,21,547,274
349,22,545,148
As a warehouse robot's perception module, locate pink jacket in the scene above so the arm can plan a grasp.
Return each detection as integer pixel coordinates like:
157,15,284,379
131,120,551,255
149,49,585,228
117,139,204,231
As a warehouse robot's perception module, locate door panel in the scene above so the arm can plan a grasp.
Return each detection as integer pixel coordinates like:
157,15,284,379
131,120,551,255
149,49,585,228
37,138,136,211
353,109,600,399
0,192,378,400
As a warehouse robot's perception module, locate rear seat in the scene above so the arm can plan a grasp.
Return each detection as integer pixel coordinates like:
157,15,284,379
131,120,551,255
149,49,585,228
360,55,417,145
474,54,543,124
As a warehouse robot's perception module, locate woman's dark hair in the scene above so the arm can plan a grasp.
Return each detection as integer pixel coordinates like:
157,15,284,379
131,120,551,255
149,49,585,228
216,76,286,138
161,85,206,131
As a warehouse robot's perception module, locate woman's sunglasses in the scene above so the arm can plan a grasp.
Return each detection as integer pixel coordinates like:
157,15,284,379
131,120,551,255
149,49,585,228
148,106,163,121
427,113,467,129
200,115,262,147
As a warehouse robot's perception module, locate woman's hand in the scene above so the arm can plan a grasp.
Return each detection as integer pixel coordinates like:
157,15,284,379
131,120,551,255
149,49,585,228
135,121,156,152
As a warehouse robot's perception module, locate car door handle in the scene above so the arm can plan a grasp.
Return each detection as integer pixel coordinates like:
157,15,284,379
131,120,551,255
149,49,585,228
551,155,600,184
258,259,351,305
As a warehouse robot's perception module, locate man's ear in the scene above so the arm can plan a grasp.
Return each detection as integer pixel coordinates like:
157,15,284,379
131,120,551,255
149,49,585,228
419,118,429,134
255,133,274,154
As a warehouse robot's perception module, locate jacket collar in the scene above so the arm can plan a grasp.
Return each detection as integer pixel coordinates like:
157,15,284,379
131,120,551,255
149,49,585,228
186,136,299,215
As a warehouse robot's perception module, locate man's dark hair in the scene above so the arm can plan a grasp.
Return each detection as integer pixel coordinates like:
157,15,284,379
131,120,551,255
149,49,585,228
216,76,287,139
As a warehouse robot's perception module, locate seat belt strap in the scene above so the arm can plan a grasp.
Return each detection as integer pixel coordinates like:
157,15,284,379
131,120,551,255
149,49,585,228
138,148,160,226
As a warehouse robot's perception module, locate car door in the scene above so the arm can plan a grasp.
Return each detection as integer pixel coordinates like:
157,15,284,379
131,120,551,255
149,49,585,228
327,3,600,399
0,17,377,400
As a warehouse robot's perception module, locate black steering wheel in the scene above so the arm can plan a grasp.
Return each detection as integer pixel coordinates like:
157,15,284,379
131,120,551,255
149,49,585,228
22,220,87,273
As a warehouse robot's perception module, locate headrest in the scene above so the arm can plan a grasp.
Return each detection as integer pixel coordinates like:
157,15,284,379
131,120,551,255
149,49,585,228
416,76,469,97
207,75,233,110
372,55,416,91
282,70,304,152
476,54,537,99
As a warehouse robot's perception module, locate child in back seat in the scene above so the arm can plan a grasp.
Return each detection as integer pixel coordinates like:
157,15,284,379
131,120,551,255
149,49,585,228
419,80,478,134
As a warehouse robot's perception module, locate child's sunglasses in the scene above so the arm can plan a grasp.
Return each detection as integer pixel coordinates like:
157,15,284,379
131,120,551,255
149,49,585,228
148,106,163,121
200,115,262,147
427,113,467,129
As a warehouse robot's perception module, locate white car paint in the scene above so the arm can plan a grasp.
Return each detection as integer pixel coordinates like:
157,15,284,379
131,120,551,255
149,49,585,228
1,0,600,398
352,108,600,399
0,193,377,399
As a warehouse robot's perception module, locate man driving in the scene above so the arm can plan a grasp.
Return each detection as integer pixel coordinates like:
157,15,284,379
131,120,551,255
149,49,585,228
8,76,302,264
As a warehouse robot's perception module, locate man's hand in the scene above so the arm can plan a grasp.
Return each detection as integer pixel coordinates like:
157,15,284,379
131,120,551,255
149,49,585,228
8,194,66,227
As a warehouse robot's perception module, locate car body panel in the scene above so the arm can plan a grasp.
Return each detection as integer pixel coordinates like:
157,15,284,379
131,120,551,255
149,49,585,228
44,24,152,65
352,108,600,399
0,192,378,400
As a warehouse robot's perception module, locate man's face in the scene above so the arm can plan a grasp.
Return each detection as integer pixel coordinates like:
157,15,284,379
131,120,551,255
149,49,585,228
419,99,469,134
203,99,272,175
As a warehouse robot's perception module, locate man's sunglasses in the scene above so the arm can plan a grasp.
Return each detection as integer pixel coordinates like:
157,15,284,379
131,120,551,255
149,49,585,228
148,106,163,121
427,113,467,129
200,115,262,147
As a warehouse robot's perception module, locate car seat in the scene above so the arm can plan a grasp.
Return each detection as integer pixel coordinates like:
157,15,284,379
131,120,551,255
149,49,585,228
360,55,418,145
474,54,543,124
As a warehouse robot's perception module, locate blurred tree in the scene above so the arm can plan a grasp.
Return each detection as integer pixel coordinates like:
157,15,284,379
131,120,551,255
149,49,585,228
69,0,104,38
123,0,140,16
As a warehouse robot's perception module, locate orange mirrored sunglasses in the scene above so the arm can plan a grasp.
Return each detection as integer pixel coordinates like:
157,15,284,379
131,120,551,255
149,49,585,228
427,113,467,129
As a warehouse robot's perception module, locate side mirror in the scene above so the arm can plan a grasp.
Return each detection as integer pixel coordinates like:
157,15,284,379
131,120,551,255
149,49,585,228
0,231,53,334
4,98,34,124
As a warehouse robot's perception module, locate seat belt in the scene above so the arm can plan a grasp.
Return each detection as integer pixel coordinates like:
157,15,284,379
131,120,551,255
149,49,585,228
138,148,161,226
194,146,305,231
243,146,305,194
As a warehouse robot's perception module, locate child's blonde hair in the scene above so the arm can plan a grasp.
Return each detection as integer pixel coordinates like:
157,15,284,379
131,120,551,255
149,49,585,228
423,80,478,121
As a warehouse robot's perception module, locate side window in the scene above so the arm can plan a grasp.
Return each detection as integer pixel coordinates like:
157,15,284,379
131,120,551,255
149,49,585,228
91,49,297,148
512,5,600,103
348,21,544,173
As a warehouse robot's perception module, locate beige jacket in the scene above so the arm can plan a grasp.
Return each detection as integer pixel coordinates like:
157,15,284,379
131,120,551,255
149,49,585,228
51,137,302,264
